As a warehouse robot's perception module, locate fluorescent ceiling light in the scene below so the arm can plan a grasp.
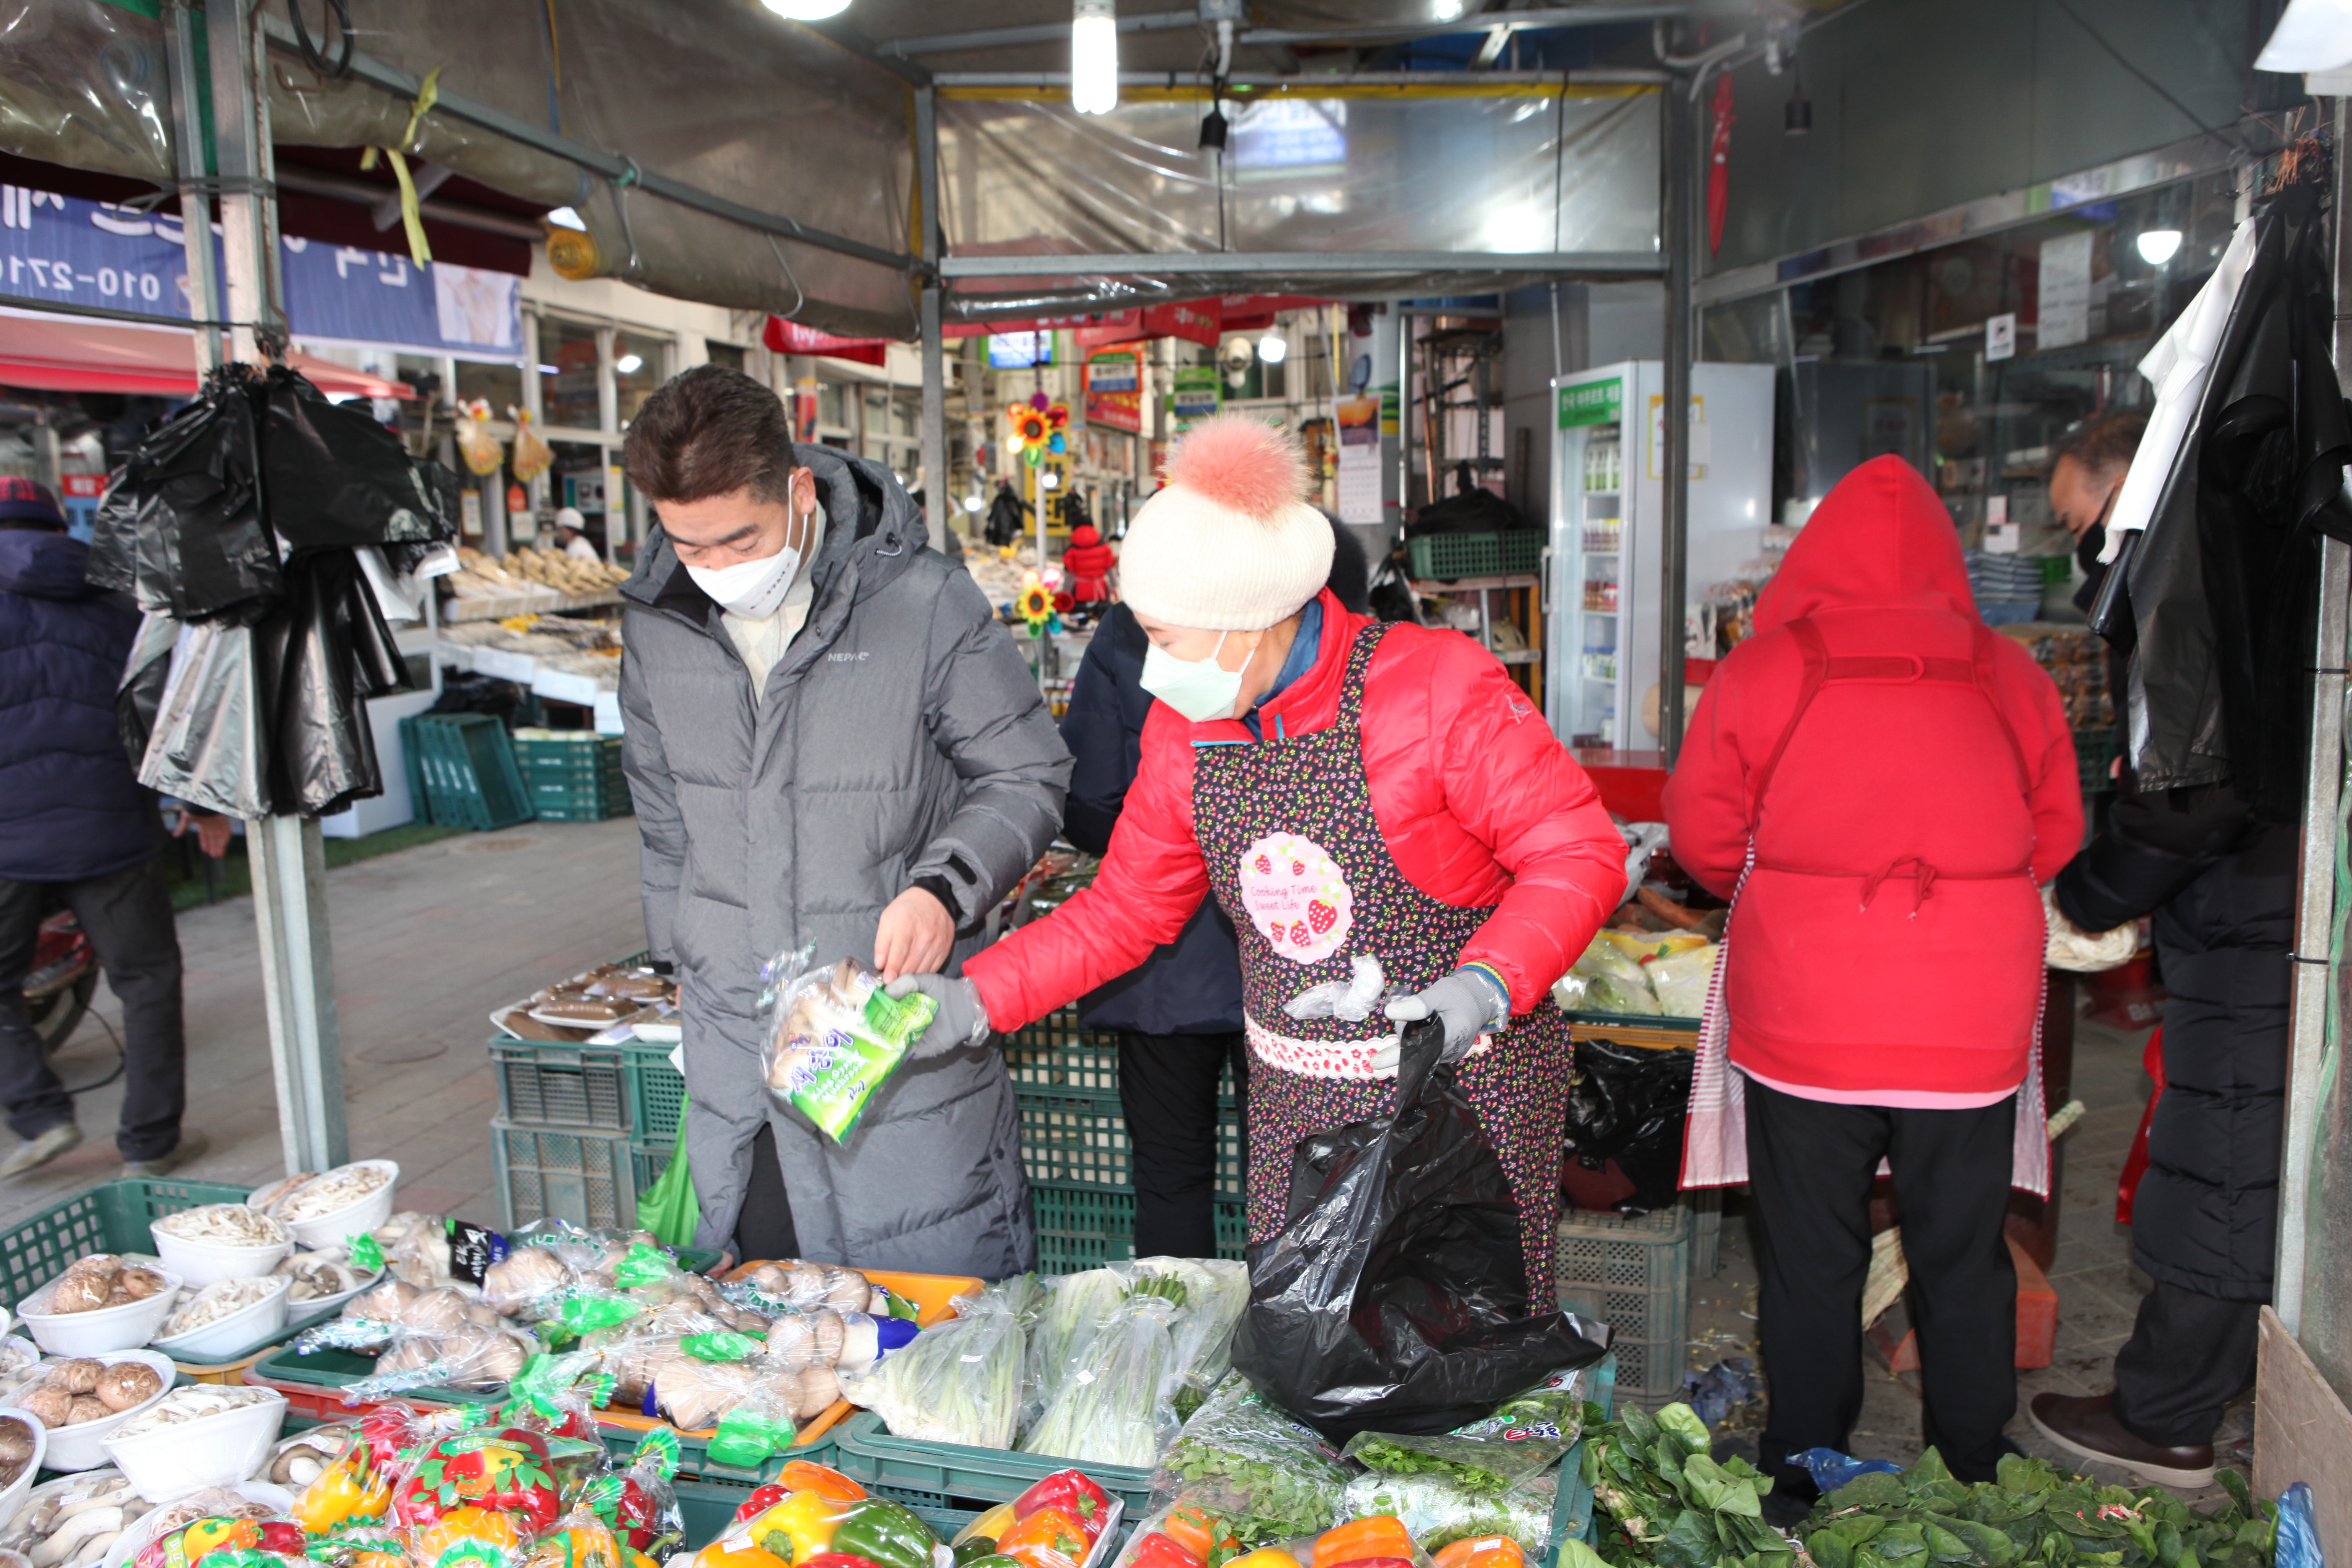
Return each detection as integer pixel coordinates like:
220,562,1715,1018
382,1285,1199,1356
615,354,643,374
2136,230,2183,266
1072,0,1120,115
761,0,852,19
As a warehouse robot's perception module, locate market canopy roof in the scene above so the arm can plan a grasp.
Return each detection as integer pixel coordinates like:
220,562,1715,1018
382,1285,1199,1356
0,314,413,399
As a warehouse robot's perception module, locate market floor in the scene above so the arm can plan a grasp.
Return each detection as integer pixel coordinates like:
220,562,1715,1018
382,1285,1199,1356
0,818,648,1233
1685,1007,2250,1503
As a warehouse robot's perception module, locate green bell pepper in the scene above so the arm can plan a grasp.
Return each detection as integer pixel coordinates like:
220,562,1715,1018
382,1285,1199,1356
831,1499,940,1568
953,1540,1003,1567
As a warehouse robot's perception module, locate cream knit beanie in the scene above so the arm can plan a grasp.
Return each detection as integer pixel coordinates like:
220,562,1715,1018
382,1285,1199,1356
1119,416,1335,632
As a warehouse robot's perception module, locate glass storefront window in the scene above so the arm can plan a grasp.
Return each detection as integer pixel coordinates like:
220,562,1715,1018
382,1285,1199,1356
817,382,848,429
616,330,667,425
539,318,601,430
454,358,521,415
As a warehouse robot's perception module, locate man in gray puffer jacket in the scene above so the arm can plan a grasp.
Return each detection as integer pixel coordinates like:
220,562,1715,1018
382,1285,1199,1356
619,366,1069,1276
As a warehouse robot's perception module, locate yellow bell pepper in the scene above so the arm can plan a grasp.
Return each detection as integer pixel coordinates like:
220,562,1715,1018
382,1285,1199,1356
955,1505,1020,1549
748,1490,847,1565
1225,1550,1305,1568
294,1449,392,1534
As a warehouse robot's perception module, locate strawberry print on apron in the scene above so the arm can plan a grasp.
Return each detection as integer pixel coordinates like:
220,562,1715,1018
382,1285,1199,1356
1194,623,1573,1308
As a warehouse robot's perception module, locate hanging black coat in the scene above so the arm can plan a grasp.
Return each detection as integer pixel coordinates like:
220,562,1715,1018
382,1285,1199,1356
2100,176,2352,818
2055,783,2291,1300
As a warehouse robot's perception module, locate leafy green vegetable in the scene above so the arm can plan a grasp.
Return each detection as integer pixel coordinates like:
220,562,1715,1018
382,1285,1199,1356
1343,1366,1588,1493
1154,1375,1352,1545
1583,1402,1790,1568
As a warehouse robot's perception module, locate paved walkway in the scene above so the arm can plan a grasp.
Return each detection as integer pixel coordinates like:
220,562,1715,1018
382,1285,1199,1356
0,818,648,1232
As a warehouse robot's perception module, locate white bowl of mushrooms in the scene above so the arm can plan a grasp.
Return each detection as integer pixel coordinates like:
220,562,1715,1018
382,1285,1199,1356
248,1161,399,1252
147,1207,292,1287
0,1411,45,1532
101,1385,287,1504
16,1260,179,1357
2,1351,173,1471
145,1274,293,1362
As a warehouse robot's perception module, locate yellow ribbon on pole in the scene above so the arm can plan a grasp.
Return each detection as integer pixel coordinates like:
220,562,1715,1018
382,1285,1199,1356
360,66,442,268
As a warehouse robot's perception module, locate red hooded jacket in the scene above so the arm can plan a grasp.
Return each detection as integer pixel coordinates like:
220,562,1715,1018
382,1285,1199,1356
966,588,1629,1029
1662,456,2081,1096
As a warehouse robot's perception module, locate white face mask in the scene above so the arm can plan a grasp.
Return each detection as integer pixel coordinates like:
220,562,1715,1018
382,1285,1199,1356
682,516,806,617
1140,631,1254,723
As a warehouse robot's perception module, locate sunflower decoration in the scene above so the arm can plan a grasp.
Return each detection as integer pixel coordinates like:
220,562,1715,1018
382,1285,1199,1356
1004,395,1072,467
1018,570,1054,635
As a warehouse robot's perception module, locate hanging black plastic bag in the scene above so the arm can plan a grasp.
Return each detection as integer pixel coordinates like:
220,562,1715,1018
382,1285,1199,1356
258,364,456,553
88,364,279,620
135,617,277,818
1562,1037,1694,1215
252,548,412,817
1231,1019,1611,1441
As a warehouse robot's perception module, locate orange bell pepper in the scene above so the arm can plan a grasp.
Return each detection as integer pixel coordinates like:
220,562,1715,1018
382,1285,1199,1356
1313,1518,1414,1568
697,1544,792,1568
779,1461,867,1502
1431,1540,1522,1568
1162,1507,1241,1566
994,1506,1090,1568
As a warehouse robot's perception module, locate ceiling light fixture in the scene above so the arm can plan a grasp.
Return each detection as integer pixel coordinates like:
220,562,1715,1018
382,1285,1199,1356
759,0,851,20
1257,331,1288,364
1072,0,1119,115
2136,229,2184,266
614,354,643,374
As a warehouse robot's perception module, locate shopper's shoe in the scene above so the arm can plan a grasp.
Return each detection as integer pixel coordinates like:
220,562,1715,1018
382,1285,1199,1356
2029,1392,2215,1489
0,1123,81,1178
121,1129,209,1178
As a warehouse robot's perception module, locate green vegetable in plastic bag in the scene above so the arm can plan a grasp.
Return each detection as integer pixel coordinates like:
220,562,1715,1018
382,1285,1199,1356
759,947,939,1142
1151,1375,1352,1546
1340,1469,1559,1554
1562,936,1662,1016
1344,1365,1586,1493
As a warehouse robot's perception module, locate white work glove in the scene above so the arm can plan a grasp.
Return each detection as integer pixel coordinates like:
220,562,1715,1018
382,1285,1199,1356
1376,966,1511,1070
883,972,993,1058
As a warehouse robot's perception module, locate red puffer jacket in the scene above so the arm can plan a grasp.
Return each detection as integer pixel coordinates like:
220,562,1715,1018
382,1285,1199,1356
966,588,1628,1028
1663,456,2081,1097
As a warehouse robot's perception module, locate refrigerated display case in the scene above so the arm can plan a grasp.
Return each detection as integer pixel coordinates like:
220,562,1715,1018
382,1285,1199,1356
1547,361,1775,748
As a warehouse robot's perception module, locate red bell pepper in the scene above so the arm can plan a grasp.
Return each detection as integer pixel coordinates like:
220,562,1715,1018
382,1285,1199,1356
1128,1535,1207,1568
1012,1472,1114,1541
801,1554,890,1568
737,1486,792,1525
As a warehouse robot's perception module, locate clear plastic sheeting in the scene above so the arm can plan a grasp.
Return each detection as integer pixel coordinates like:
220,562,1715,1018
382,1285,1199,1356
938,87,1658,310
0,0,173,184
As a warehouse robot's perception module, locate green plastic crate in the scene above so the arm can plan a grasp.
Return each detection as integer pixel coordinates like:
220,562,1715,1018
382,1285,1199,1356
401,715,536,831
493,1118,637,1232
1005,1013,1243,1200
1545,1354,1615,1561
631,1139,680,1207
512,733,625,769
2076,725,2117,797
1406,531,1545,583
0,1176,346,1367
1029,1181,1245,1271
622,1039,686,1137
491,1039,631,1131
533,794,635,823
831,1408,1158,1514
1554,1204,1691,1410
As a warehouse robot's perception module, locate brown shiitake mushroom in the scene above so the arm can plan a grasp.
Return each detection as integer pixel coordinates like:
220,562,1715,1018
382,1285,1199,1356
95,1362,162,1411
45,1275,110,1315
47,1360,102,1396
0,1417,34,1464
59,1255,116,1280
63,1395,110,1426
13,1387,69,1427
117,1268,168,1300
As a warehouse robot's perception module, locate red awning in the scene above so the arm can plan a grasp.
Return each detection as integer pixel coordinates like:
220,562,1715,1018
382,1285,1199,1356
0,314,414,398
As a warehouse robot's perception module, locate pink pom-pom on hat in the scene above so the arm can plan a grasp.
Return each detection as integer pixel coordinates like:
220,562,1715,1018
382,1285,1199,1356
1121,414,1335,632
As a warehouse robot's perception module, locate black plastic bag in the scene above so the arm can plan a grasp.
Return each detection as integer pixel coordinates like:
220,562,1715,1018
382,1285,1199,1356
259,365,458,554
251,548,412,817
1562,1037,1694,1215
87,363,280,620
1231,1020,1611,1441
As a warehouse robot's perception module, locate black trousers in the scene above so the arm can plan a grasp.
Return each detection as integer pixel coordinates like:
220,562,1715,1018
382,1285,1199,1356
734,1121,802,1264
0,857,186,1160
1119,1029,1247,1259
2111,1280,2259,1447
1746,1079,2019,1489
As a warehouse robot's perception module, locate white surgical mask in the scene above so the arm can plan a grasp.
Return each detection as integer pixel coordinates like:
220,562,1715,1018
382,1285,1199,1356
1140,631,1253,723
683,522,804,617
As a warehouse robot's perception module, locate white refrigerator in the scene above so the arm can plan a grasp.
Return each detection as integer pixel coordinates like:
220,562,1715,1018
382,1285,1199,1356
1547,361,1776,749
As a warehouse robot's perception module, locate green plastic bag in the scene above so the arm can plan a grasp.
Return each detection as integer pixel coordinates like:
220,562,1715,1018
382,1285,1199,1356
637,1097,699,1247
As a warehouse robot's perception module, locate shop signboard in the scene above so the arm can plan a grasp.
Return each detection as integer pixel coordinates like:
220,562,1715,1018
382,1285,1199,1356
1558,377,1623,428
1085,347,1142,432
764,316,888,367
1144,299,1221,347
0,188,520,359
1073,309,1146,351
1168,364,1221,433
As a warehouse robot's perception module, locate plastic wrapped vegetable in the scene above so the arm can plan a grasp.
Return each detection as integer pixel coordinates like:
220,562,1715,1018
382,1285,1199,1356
1341,1367,1587,1493
1338,1472,1559,1556
1557,937,1661,1017
839,1285,1025,1449
758,948,938,1143
1643,944,1716,1019
1026,1268,1128,1416
1149,1376,1353,1547
1153,1259,1248,1418
1021,1292,1181,1469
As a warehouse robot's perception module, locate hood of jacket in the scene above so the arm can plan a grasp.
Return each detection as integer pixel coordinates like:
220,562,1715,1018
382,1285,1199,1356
621,441,927,622
0,529,97,603
1754,455,1975,630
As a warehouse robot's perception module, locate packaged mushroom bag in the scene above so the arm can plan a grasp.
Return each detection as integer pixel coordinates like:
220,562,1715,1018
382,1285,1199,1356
756,947,937,1142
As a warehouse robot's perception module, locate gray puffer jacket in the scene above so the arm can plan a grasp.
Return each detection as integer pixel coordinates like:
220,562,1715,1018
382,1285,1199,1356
619,445,1070,1275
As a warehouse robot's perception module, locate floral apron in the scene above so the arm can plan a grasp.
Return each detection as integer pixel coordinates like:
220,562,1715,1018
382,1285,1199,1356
1679,616,2050,1196
1194,623,1572,1308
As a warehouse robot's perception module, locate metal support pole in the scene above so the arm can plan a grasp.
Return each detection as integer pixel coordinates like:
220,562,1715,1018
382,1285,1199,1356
1658,64,1694,763
205,0,348,1173
2277,95,2352,1342
916,86,948,554
165,0,222,375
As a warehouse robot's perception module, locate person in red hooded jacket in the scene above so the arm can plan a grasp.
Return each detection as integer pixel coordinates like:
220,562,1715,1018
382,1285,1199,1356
1060,521,1117,606
1664,455,2079,1511
887,416,1628,1305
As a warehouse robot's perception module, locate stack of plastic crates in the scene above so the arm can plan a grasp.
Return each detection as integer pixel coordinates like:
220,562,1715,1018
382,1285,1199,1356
1555,1198,1697,1409
399,714,534,830
511,730,634,821
1006,1010,1246,1269
491,953,687,1233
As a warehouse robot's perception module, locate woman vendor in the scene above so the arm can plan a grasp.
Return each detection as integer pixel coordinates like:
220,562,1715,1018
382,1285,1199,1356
889,417,1628,1303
